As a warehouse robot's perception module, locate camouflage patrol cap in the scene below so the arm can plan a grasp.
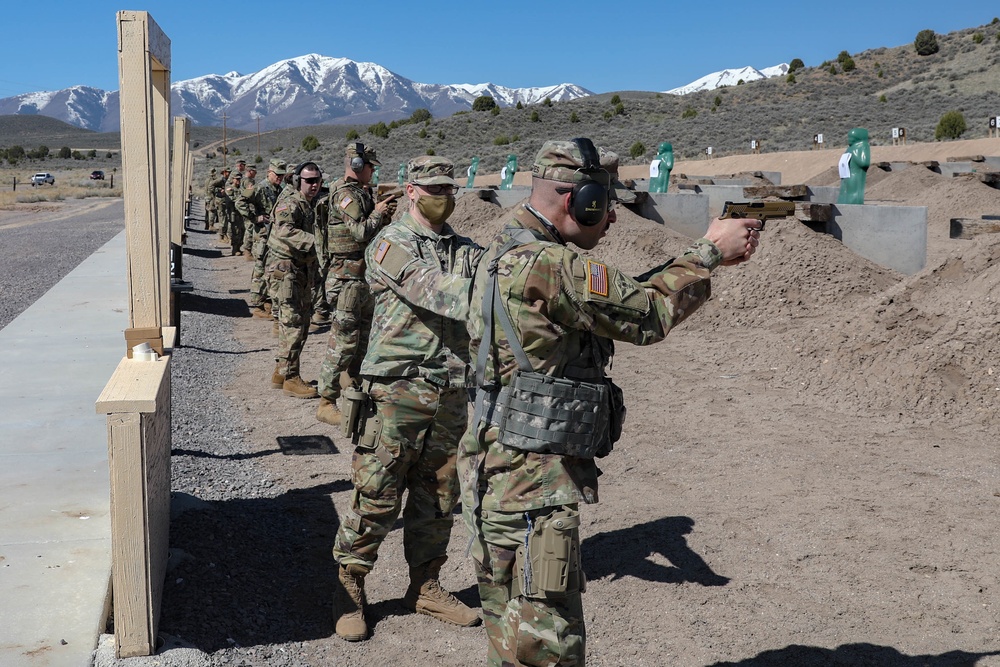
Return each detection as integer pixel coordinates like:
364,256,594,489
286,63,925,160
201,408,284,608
232,171,243,180
407,155,458,186
210,168,217,174
246,164,257,172
598,147,637,204
346,141,381,166
235,159,246,165
532,139,611,187
269,158,287,175
221,165,231,173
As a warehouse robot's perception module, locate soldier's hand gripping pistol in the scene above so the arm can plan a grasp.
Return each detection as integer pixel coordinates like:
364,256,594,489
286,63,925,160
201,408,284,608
720,200,795,230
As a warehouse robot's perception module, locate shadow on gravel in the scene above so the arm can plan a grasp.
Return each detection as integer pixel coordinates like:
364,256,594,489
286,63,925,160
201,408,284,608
583,515,729,586
172,446,283,460
709,644,1000,666
181,292,251,318
161,479,355,651
178,345,271,355
184,247,224,259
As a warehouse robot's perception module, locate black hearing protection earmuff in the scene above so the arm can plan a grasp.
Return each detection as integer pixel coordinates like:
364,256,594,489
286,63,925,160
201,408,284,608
350,142,366,172
568,137,610,226
293,161,319,188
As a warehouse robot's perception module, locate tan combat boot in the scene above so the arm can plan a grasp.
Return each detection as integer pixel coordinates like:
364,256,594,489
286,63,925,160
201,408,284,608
402,557,480,627
244,252,254,262
334,564,369,641
316,397,342,426
251,306,271,319
270,365,285,389
283,375,319,399
271,321,279,337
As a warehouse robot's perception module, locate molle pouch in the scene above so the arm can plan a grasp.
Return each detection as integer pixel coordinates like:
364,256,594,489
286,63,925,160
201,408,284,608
337,281,363,315
342,387,370,439
516,509,582,598
599,378,626,458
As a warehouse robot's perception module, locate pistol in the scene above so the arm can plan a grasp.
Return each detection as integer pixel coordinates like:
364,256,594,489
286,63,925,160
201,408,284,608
376,184,404,202
720,201,795,230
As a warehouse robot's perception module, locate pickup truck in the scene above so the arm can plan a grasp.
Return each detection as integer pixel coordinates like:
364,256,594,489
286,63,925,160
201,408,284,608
31,172,55,186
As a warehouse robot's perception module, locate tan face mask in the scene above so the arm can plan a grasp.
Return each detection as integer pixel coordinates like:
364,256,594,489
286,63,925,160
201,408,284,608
415,194,456,224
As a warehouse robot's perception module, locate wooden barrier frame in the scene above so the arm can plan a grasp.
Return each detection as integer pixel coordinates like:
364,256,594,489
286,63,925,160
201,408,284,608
98,11,175,658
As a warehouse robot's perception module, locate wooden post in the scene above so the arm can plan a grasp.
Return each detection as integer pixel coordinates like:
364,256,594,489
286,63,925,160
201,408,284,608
170,117,189,247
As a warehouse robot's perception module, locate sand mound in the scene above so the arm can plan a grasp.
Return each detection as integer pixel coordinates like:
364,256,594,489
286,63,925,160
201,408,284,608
805,164,893,188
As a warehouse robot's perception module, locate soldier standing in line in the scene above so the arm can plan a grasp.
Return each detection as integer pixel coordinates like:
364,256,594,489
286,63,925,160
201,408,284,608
266,162,324,399
332,156,483,642
315,142,398,426
237,164,259,260
240,159,287,319
226,171,246,256
218,166,235,243
457,138,761,666
203,167,219,230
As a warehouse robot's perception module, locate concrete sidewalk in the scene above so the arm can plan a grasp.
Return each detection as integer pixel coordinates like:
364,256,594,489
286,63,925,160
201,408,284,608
0,231,128,666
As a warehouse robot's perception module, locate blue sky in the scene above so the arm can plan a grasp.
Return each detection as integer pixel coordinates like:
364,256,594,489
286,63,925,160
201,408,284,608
0,2,996,98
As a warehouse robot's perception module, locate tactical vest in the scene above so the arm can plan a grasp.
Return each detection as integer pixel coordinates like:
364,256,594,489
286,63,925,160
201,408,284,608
473,226,625,459
326,183,372,256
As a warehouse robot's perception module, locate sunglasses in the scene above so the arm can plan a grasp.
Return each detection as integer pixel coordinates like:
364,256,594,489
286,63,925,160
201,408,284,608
301,176,322,184
419,184,460,196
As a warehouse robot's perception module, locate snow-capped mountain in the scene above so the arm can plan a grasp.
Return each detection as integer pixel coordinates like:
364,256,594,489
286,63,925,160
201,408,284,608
0,54,592,132
664,63,789,95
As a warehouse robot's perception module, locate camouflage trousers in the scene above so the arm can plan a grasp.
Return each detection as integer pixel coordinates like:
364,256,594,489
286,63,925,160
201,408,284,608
229,214,246,255
317,276,373,400
242,220,261,255
333,377,468,572
466,505,585,666
219,201,233,237
249,231,271,308
267,258,314,376
311,257,331,322
204,200,218,230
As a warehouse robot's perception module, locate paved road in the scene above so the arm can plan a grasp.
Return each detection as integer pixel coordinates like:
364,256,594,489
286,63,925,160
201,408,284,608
0,198,124,329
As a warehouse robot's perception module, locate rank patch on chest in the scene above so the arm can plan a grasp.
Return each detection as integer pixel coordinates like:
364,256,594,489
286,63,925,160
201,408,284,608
340,195,353,209
374,239,392,264
587,260,609,297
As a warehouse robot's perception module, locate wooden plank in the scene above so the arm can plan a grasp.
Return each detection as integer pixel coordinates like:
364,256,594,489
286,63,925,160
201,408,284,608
171,117,190,247
96,355,170,415
950,217,1000,239
742,184,807,199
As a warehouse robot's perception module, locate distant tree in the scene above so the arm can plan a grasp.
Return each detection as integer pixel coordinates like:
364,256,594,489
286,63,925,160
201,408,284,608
7,145,25,162
877,69,884,78
973,32,984,44
494,135,511,146
368,121,390,139
788,58,805,72
879,94,887,103
437,131,445,140
345,129,359,141
629,141,646,158
610,94,621,105
603,110,613,121
713,95,722,107
914,29,939,56
301,135,320,151
490,105,501,116
87,149,97,158
58,146,72,159
254,154,262,163
786,73,797,84
409,108,432,123
542,97,552,107
530,110,540,122
682,107,698,119
935,110,966,140
511,134,519,142
472,95,497,112
614,102,625,116
232,148,241,155
105,151,113,158
389,120,400,130
425,148,435,155
841,56,856,72
570,111,580,123
418,128,427,139
737,79,745,85
72,150,85,160
270,146,283,154
829,64,838,75
515,101,524,110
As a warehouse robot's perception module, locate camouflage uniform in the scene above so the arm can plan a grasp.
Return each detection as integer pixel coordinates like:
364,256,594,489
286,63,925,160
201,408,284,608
317,148,391,403
239,160,287,310
457,140,725,666
333,207,484,570
203,169,219,230
225,173,246,254
266,184,319,379
238,168,258,255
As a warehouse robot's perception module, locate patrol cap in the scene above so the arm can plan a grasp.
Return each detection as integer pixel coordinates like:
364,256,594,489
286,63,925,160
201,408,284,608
246,164,257,172
407,155,458,186
232,171,243,179
269,159,287,175
598,147,637,204
532,139,611,188
346,141,381,166
221,165,232,173
210,168,217,174
235,159,246,165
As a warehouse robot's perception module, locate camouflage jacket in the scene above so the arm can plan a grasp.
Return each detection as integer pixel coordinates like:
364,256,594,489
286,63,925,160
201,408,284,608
206,175,226,200
360,212,484,387
323,177,390,280
266,187,318,265
236,179,283,225
458,203,723,513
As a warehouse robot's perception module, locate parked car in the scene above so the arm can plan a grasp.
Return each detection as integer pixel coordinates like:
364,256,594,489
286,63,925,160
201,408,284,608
31,172,55,186
90,170,105,180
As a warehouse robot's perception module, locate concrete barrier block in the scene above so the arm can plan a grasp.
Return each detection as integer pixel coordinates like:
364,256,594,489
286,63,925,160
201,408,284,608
828,204,927,275
640,193,710,239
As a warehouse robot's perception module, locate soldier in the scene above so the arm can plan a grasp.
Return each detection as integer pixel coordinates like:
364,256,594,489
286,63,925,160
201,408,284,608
266,161,324,399
315,142,398,426
237,164,260,259
457,138,761,666
225,170,246,256
203,167,219,230
332,156,484,641
217,165,235,243
240,159,287,318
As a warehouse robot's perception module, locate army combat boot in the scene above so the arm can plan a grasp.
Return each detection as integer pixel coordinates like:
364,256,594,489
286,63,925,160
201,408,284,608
250,304,270,319
283,375,319,399
334,563,368,641
316,397,342,426
402,557,480,627
270,364,285,389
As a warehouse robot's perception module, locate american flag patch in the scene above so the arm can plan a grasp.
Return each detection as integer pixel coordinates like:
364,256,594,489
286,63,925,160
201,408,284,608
374,239,392,264
587,261,608,297
340,195,353,208
274,204,287,213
